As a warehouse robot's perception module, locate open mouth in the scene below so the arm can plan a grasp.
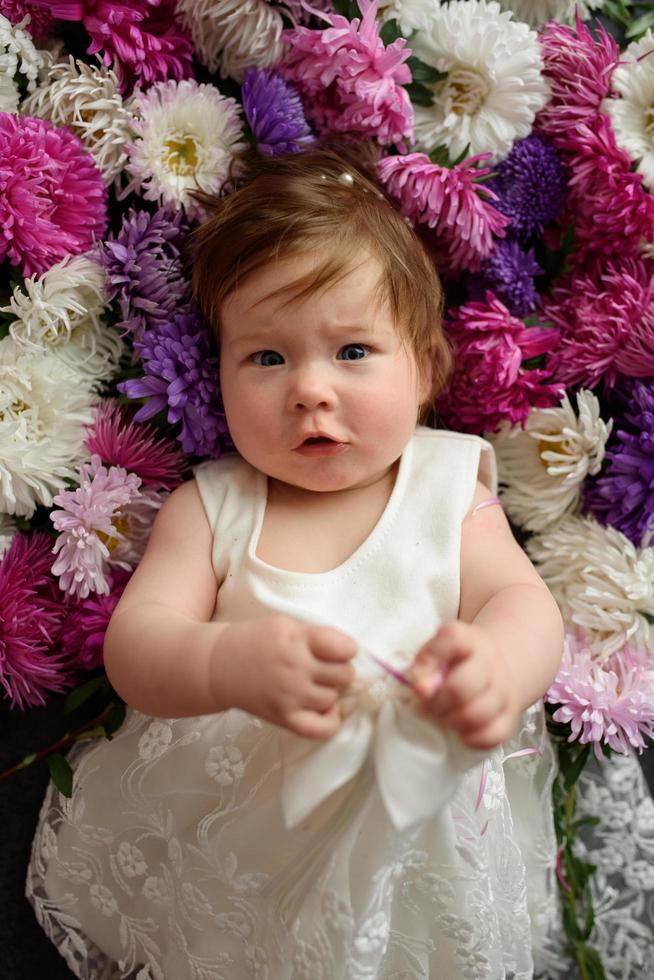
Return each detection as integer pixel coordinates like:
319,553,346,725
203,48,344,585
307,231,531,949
302,436,334,445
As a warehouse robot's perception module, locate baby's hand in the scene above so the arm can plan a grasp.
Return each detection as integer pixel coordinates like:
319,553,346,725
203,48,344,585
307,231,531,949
217,615,357,740
408,622,521,750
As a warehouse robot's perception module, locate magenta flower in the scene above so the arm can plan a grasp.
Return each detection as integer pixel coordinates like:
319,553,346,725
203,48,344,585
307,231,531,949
40,0,194,91
0,0,53,34
547,633,654,760
85,402,186,490
0,113,107,278
378,152,510,274
437,294,562,434
280,0,413,147
543,257,654,390
0,532,73,709
60,569,130,671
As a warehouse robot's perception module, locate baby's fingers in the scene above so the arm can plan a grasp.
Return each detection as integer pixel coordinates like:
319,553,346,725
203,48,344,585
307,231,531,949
312,659,356,690
309,626,357,663
287,704,342,740
428,658,491,717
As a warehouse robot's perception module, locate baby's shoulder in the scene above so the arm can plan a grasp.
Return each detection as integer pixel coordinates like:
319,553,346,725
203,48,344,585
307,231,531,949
193,451,259,532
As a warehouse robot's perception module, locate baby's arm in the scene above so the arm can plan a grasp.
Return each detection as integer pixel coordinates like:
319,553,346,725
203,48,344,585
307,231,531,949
410,482,564,749
103,480,355,737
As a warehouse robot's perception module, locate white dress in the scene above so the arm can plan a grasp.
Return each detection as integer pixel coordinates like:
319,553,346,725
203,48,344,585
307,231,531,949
26,427,560,980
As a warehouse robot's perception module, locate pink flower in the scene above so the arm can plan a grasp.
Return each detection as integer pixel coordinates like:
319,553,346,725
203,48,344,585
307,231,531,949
437,294,562,434
41,0,194,91
0,532,73,709
281,0,413,147
60,569,131,670
543,257,654,390
85,402,186,490
0,113,107,278
0,0,53,35
547,633,654,760
378,152,510,274
50,455,142,599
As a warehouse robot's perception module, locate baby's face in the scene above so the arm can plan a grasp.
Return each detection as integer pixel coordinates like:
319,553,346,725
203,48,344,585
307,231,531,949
219,252,430,494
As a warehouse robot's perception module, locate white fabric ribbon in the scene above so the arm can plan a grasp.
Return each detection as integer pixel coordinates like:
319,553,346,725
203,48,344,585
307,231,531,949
280,654,488,832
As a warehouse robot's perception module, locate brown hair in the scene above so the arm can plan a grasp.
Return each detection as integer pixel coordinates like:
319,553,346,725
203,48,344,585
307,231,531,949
190,145,452,404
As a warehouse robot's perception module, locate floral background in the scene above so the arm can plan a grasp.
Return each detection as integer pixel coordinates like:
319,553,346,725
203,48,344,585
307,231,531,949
2,0,654,976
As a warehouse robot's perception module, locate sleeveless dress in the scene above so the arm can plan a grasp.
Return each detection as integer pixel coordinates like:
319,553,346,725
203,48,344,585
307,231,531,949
26,427,560,980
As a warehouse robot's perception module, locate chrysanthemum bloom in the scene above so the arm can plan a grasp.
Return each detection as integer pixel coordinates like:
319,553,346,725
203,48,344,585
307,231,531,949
176,0,286,82
583,381,654,547
466,240,541,317
100,207,192,340
544,257,654,390
486,134,567,241
281,0,414,147
2,253,124,390
85,401,186,490
39,0,193,91
0,11,43,112
0,113,107,278
241,68,315,157
59,568,130,671
410,0,549,161
377,0,433,33
0,339,95,517
536,16,619,140
547,633,654,759
378,152,510,274
119,313,230,458
0,531,72,709
526,514,654,659
124,79,246,217
497,0,604,27
602,31,654,193
21,56,132,185
0,1,53,36
0,513,16,558
436,295,562,434
489,390,611,532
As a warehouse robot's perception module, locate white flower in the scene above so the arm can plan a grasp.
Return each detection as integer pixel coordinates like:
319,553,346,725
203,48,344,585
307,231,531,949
21,56,133,184
0,13,43,112
377,0,436,32
0,338,94,517
115,841,147,878
411,0,549,161
142,875,171,905
89,883,118,917
526,515,654,660
0,513,17,557
205,744,245,785
176,0,285,81
488,391,611,532
603,31,654,193
138,721,173,761
496,0,604,26
2,254,124,390
125,78,246,216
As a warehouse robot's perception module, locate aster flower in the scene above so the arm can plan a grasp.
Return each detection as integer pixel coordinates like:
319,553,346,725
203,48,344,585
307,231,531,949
0,113,107,278
0,11,43,112
0,1,54,36
488,390,611,533
42,0,193,92
0,339,95,518
21,56,133,185
85,401,186,490
436,294,562,434
486,135,567,241
119,313,230,459
466,240,541,317
0,531,72,709
544,257,654,390
602,31,654,194
124,79,246,217
378,152,510,274
546,633,654,760
59,568,130,671
281,0,414,148
241,68,315,157
99,207,192,340
0,513,17,558
377,0,434,33
497,0,604,27
526,514,654,660
410,0,549,162
583,381,654,547
176,0,286,82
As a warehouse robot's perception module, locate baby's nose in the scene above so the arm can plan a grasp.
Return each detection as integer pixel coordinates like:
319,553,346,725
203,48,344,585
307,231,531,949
289,367,335,410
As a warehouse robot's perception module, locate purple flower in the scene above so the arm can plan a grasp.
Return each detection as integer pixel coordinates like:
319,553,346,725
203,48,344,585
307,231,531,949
466,240,542,318
583,381,654,546
99,207,192,341
60,569,131,670
487,135,567,241
119,313,230,458
241,68,315,157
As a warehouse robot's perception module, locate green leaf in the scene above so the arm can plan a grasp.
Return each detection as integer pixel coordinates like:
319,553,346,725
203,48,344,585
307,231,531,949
406,81,434,107
625,8,654,36
63,675,110,714
602,0,634,26
16,752,38,770
104,701,127,738
380,18,403,44
331,0,360,17
563,743,591,791
641,611,654,624
47,753,74,798
577,945,608,980
406,55,446,85
572,815,601,831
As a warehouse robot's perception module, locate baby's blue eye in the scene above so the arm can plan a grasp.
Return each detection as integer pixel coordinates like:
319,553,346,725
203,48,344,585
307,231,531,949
337,344,369,361
252,350,284,366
